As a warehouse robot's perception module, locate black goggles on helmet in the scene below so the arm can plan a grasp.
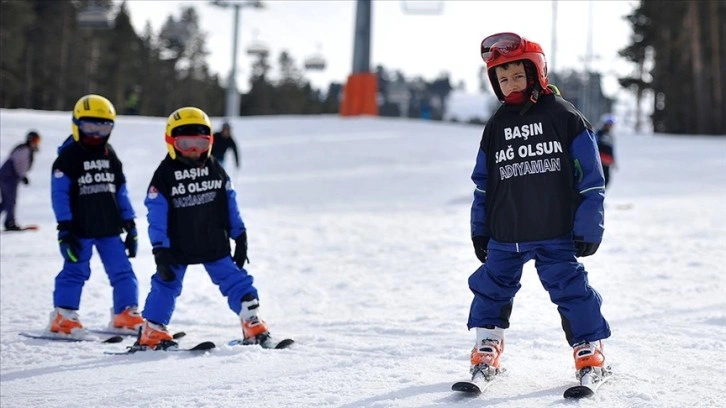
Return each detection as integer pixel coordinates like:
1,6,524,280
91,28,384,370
480,32,525,63
74,118,114,137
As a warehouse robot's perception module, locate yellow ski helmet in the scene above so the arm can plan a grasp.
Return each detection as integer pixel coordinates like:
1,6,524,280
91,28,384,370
164,107,213,160
71,94,116,142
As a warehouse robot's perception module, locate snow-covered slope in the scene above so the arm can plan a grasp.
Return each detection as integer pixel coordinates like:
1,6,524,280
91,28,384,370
1,110,724,407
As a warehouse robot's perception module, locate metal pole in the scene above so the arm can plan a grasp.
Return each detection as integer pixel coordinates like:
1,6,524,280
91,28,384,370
584,0,593,120
352,0,372,74
550,0,557,75
226,4,241,118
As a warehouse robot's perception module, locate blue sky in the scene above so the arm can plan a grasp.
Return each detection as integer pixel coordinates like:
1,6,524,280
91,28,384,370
122,0,637,97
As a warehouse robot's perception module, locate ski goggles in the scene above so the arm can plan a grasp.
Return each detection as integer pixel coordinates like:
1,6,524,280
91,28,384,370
73,118,114,137
170,135,212,154
481,32,525,63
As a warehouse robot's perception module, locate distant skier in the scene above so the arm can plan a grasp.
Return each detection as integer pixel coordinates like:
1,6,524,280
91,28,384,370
0,130,41,231
48,94,143,336
466,32,610,382
136,106,284,350
595,115,617,189
211,122,240,169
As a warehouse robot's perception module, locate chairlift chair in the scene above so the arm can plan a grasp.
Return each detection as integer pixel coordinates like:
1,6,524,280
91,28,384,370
304,54,326,71
247,41,269,58
400,0,444,15
77,4,114,30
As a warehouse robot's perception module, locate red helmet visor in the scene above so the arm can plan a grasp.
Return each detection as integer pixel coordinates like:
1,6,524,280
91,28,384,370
481,32,525,63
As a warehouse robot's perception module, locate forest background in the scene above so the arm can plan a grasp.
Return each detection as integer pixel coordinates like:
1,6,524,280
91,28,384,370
0,0,724,135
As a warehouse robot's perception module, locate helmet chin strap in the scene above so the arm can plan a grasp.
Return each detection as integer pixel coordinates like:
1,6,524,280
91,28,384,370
519,82,542,116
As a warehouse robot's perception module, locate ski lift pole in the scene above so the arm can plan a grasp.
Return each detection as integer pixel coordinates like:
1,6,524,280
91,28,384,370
228,4,241,118
210,1,264,118
341,0,377,116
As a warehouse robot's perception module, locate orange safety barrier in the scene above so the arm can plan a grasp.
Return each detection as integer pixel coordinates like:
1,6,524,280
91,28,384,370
340,72,379,116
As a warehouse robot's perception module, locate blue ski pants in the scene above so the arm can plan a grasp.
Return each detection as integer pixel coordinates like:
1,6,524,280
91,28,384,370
142,255,257,326
467,243,611,346
54,236,138,314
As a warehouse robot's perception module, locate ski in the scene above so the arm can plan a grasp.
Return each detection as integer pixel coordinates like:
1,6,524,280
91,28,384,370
19,331,123,344
228,335,295,349
563,366,612,399
451,365,503,395
451,379,495,395
104,341,215,355
89,328,186,340
4,225,39,232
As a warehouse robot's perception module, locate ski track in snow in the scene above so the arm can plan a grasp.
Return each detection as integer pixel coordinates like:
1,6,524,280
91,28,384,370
1,110,725,407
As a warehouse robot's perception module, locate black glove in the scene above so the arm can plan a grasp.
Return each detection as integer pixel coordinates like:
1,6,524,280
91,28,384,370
57,222,80,263
574,237,600,257
21,176,29,185
233,231,249,268
153,247,176,281
472,236,490,263
123,220,138,258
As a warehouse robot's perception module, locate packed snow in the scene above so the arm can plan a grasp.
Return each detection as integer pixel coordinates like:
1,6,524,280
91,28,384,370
1,109,724,407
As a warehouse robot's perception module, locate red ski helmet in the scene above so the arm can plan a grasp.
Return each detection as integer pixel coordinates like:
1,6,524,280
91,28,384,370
480,32,548,101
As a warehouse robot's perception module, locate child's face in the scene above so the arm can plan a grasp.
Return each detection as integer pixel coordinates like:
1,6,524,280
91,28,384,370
495,62,527,97
181,151,203,160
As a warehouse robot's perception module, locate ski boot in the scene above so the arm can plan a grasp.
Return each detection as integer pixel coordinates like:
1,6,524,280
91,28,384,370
239,297,271,345
470,326,504,381
567,340,612,398
48,307,85,337
110,306,144,333
573,341,612,383
136,321,178,350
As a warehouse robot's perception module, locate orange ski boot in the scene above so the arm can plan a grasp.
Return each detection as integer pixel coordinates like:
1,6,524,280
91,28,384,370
137,321,177,350
48,307,84,336
110,306,144,333
573,340,605,370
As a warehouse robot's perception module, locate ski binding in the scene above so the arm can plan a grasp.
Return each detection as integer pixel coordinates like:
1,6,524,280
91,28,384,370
452,364,503,395
228,334,294,349
563,365,612,399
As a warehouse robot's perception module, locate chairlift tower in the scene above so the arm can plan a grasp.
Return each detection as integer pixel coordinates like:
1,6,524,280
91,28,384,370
550,0,558,76
210,0,264,118
341,0,444,116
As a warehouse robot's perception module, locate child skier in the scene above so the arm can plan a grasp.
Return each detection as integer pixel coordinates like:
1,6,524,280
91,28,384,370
466,33,611,383
49,94,143,336
137,106,280,350
0,130,41,231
